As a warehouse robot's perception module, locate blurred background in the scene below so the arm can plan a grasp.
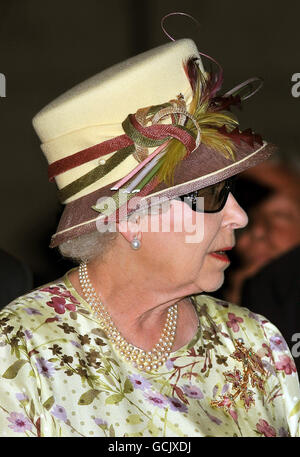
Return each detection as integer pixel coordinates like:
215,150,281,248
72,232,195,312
0,0,299,342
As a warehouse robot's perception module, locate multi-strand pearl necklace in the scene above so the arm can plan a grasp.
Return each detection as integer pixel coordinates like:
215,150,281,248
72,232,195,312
78,262,178,372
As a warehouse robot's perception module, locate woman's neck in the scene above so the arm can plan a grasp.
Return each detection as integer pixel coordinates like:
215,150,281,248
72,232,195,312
67,254,199,352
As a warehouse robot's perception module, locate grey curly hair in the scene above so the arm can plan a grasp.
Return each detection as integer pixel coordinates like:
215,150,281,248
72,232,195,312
58,199,172,264
59,229,119,264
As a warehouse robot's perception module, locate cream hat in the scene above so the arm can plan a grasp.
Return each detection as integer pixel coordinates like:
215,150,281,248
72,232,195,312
32,38,276,247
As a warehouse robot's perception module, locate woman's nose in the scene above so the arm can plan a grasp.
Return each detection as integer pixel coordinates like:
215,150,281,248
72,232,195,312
222,193,249,230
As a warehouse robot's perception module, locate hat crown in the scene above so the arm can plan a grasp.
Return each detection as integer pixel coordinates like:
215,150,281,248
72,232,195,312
33,38,201,144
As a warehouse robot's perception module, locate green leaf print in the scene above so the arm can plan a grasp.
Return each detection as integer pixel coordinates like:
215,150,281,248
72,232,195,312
43,396,55,411
102,359,112,373
107,357,120,367
2,359,27,379
29,399,35,419
127,414,143,425
14,347,21,359
289,400,300,418
109,424,115,437
105,393,124,405
123,378,134,394
78,389,102,405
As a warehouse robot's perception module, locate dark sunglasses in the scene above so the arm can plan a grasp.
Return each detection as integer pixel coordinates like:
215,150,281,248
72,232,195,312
178,177,236,213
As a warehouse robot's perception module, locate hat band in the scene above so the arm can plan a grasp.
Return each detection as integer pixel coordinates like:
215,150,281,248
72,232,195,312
49,99,199,203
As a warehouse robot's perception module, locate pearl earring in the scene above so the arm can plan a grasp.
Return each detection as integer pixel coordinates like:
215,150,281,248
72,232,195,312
131,236,141,250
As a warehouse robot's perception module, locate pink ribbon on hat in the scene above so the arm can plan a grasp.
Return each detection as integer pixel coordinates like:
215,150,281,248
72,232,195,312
48,121,196,182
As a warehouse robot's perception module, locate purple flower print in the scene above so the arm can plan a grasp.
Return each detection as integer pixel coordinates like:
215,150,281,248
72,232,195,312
35,357,55,378
71,340,81,348
212,385,219,398
167,397,188,413
182,384,204,400
262,360,276,376
221,384,230,395
275,355,297,375
269,334,288,352
256,419,276,437
226,313,244,333
60,290,80,305
24,330,33,340
94,418,108,427
229,409,238,423
129,374,152,391
278,427,289,437
41,286,79,305
46,296,76,315
248,311,261,323
165,359,174,370
7,412,32,433
41,286,63,295
25,292,44,301
24,307,42,315
207,412,222,425
51,404,67,422
144,391,168,409
16,393,29,402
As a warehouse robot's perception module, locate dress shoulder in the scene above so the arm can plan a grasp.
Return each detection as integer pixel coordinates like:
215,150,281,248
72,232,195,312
0,276,80,328
193,293,278,338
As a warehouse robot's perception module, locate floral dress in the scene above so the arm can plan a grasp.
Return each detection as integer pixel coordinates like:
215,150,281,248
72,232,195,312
0,270,299,437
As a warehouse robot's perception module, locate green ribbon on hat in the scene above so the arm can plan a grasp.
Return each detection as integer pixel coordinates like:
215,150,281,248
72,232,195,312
58,145,135,203
122,116,167,148
57,101,196,204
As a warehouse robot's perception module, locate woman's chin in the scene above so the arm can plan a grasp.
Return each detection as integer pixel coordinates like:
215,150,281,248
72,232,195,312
199,273,225,293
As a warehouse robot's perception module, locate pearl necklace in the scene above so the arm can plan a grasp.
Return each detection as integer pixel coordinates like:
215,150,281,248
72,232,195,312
78,262,178,372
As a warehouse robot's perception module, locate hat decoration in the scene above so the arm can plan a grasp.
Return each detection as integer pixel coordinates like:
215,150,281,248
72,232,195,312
47,55,263,223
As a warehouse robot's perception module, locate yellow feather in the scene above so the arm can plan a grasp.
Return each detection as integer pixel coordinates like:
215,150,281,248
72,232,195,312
157,138,186,185
157,63,239,186
201,129,236,160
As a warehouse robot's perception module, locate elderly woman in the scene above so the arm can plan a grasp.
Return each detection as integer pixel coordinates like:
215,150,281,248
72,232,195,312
0,36,299,438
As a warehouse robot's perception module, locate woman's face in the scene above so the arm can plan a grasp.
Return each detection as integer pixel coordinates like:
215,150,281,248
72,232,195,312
138,192,248,295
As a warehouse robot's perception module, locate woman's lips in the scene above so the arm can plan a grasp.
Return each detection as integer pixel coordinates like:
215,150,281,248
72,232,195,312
209,247,232,263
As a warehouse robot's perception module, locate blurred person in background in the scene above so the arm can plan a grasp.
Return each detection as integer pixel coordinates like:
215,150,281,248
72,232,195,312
222,160,300,370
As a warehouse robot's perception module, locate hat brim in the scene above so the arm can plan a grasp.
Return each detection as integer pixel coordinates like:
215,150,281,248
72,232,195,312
50,140,276,247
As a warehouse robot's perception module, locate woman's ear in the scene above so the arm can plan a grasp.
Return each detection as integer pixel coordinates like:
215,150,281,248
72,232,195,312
117,215,142,244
